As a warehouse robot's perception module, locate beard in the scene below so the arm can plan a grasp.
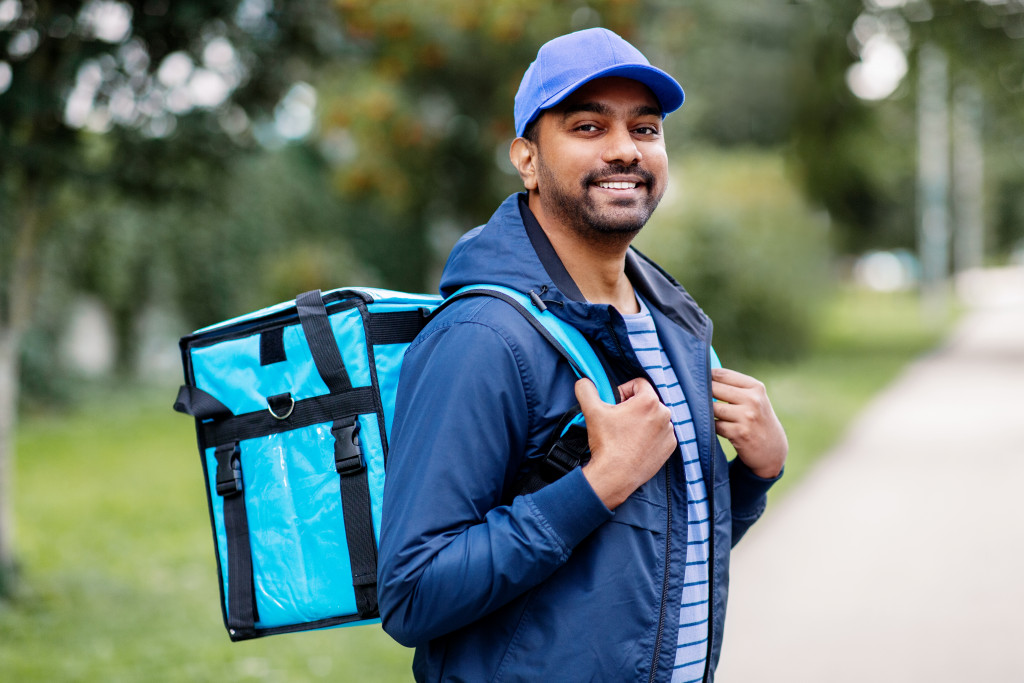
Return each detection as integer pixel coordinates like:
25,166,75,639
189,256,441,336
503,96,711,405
536,161,664,243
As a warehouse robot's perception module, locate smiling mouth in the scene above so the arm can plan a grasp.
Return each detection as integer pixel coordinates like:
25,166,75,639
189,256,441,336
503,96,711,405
595,181,639,190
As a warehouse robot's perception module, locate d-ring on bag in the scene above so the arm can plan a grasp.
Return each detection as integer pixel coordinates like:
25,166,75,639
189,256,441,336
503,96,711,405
174,286,614,641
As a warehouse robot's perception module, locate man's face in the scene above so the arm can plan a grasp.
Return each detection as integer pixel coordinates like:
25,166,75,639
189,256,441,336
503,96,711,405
531,76,669,239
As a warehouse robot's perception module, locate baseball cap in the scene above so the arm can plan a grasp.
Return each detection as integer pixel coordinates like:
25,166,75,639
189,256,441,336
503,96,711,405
514,28,685,138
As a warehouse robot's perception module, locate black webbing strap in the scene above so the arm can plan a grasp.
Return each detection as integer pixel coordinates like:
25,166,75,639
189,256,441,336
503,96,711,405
297,289,379,619
214,442,259,636
331,417,379,619
173,384,234,420
366,310,430,345
296,289,353,394
199,387,376,449
260,327,287,366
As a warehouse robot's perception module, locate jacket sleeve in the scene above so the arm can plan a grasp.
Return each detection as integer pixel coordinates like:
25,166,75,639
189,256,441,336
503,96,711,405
727,452,783,546
377,317,612,647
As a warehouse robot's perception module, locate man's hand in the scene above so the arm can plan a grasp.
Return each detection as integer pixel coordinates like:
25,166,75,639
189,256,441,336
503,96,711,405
711,368,787,479
576,377,677,510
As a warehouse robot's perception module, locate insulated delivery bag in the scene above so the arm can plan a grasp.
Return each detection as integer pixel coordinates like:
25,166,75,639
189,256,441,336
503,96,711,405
173,285,614,641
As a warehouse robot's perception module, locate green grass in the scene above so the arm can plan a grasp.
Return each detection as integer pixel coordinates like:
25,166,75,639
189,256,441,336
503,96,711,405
2,387,414,682
0,287,953,680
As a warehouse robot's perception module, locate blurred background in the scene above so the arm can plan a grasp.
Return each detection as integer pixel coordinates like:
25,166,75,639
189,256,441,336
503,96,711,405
1,0,1022,680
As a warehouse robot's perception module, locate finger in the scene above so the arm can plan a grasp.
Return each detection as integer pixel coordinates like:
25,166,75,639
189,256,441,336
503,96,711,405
712,400,748,424
617,376,657,402
574,378,603,415
711,367,760,389
714,417,743,442
711,380,751,405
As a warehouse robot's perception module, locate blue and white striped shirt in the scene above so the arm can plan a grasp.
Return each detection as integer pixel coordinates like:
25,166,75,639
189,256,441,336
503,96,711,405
623,299,710,683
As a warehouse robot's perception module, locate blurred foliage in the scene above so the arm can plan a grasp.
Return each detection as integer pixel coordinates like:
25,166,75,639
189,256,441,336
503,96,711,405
2,0,1023,391
789,0,1024,253
322,0,650,289
20,145,375,401
637,150,832,365
0,0,351,417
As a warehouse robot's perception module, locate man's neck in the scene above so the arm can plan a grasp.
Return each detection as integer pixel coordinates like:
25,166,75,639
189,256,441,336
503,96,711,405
528,193,639,314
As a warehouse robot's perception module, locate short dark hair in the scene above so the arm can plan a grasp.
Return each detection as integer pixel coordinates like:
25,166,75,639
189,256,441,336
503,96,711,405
522,118,539,144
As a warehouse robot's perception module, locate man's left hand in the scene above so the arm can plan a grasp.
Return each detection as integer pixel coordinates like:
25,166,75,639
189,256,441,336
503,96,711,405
711,368,787,479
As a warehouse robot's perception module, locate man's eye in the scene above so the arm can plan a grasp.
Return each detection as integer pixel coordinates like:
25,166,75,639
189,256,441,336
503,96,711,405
574,124,600,132
635,126,660,136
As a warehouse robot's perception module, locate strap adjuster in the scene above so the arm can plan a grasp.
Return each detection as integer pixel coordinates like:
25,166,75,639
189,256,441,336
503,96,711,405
332,420,364,476
215,443,243,496
539,423,590,481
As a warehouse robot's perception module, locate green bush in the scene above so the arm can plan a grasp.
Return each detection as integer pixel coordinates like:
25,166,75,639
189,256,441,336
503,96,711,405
637,149,833,365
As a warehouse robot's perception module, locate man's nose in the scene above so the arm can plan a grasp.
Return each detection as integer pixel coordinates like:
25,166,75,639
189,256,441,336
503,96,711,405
601,125,642,166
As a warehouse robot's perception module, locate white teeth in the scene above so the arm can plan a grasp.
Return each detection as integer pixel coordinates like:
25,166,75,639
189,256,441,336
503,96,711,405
597,181,638,189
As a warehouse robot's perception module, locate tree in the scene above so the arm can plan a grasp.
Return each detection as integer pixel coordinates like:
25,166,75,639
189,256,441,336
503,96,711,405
787,0,1024,255
321,0,650,290
0,0,340,594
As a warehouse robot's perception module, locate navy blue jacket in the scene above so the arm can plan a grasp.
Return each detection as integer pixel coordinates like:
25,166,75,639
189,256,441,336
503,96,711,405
378,193,779,682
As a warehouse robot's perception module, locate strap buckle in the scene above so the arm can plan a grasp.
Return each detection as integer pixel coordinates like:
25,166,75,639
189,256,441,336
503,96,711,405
332,420,364,476
538,423,590,482
215,443,243,496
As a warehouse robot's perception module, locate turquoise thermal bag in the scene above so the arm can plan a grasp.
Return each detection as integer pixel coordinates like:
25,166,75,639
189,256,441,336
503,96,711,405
173,285,614,641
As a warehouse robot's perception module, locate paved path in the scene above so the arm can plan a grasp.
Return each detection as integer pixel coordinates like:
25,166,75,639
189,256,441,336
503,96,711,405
715,269,1024,683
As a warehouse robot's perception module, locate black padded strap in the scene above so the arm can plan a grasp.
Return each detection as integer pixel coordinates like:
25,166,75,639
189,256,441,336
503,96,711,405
296,289,353,394
214,442,259,637
331,417,379,619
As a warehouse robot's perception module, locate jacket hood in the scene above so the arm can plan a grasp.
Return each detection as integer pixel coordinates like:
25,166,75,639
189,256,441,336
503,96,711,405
440,193,563,300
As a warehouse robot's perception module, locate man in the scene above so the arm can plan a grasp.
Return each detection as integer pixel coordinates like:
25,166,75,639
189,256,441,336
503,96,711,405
378,28,787,682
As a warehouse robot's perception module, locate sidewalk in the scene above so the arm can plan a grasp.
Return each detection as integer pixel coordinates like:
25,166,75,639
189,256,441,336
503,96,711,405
715,269,1024,683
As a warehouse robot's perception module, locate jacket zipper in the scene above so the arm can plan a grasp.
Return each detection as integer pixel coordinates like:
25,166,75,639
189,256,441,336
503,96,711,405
605,315,678,683
701,339,716,683
648,463,672,683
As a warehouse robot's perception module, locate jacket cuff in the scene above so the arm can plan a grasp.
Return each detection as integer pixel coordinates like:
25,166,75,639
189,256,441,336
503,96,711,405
528,466,613,551
729,457,783,519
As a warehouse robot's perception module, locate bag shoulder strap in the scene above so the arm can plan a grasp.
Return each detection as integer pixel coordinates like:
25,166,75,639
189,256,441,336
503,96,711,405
434,285,618,496
436,285,617,403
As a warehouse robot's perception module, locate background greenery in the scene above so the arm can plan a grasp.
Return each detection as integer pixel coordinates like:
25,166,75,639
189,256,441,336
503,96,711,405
0,0,1018,677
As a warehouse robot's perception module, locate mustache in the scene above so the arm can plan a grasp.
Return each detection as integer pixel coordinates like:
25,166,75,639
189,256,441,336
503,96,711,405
583,164,656,187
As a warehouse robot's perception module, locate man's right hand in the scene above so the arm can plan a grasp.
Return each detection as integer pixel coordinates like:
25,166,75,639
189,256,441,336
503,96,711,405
576,377,677,510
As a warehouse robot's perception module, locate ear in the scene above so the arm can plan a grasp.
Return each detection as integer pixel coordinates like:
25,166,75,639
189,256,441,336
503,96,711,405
509,137,539,192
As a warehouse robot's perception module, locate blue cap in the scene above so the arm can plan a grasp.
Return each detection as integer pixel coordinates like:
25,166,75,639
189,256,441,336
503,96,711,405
514,28,685,138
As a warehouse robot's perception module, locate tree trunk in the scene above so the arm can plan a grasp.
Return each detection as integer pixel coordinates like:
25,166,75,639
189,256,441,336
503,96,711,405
0,325,20,594
0,175,48,596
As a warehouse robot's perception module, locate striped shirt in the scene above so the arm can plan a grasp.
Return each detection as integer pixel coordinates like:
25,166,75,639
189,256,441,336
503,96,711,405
623,299,710,683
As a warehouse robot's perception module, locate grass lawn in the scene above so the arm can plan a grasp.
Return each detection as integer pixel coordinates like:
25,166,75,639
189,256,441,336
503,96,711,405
0,287,953,681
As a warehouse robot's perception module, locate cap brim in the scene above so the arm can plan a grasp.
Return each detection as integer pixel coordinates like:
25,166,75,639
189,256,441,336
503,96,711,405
531,63,685,130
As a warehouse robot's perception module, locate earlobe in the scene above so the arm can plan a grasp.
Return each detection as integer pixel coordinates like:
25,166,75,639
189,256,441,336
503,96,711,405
509,137,538,191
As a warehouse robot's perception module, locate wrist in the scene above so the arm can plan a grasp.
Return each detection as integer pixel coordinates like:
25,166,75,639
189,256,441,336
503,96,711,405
581,461,629,510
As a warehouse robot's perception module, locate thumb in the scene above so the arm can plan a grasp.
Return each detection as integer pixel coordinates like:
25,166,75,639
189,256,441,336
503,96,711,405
574,378,604,417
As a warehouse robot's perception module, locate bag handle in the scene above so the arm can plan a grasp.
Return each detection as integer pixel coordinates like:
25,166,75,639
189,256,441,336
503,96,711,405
296,289,353,394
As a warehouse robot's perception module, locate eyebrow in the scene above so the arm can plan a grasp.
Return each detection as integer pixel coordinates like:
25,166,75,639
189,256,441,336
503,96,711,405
560,101,663,121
